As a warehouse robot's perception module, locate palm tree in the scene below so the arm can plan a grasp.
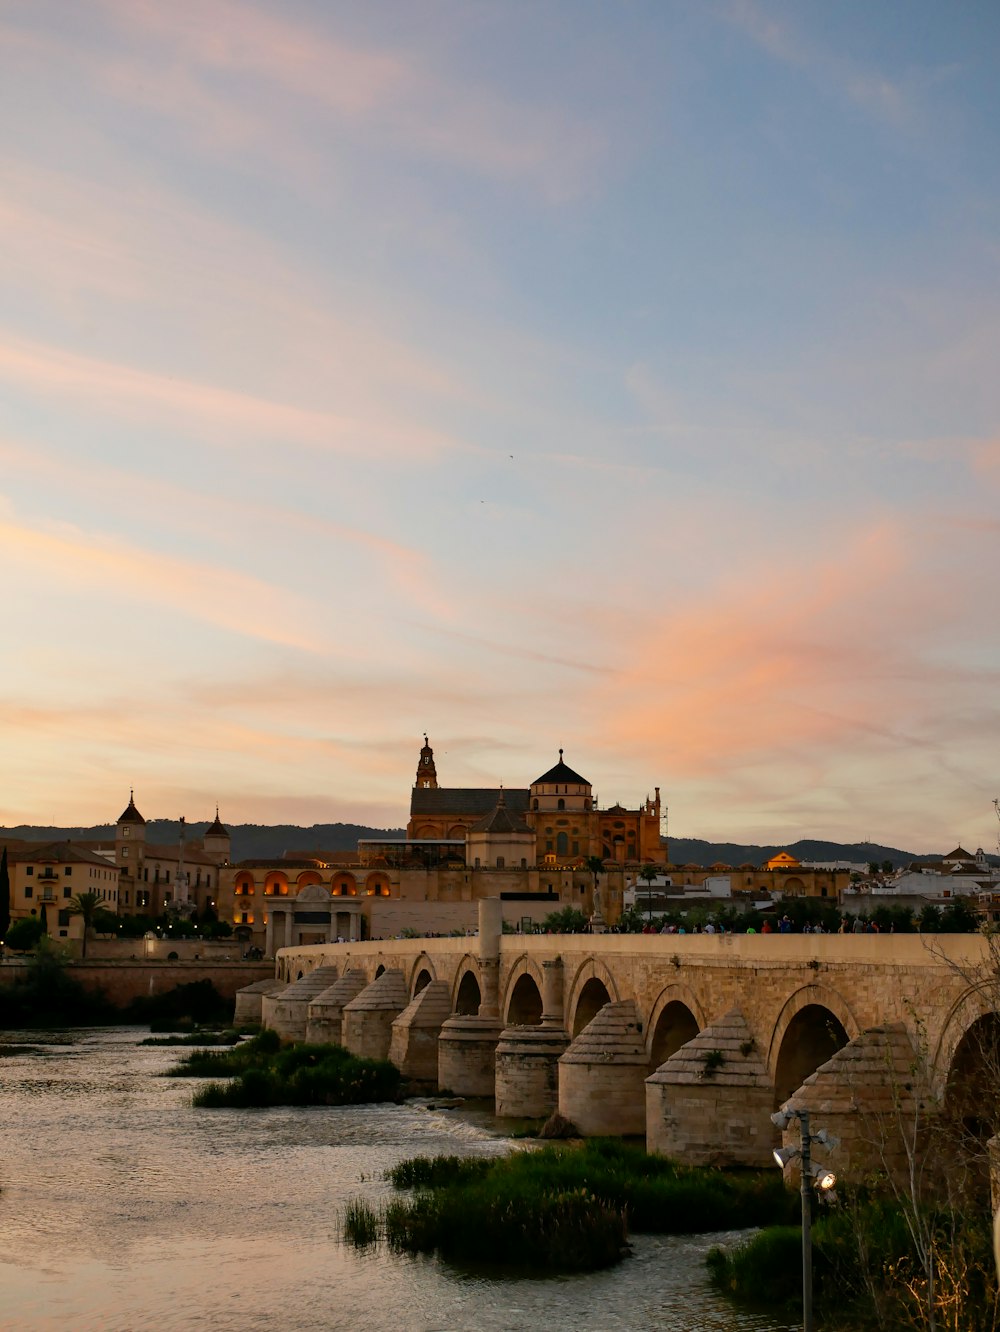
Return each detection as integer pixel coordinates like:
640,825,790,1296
67,890,102,959
638,864,658,923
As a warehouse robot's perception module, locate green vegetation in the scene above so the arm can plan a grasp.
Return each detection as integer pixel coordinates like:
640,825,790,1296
169,1030,402,1109
344,1139,796,1274
540,906,590,933
124,978,232,1029
0,942,116,1026
3,916,46,952
707,1196,999,1331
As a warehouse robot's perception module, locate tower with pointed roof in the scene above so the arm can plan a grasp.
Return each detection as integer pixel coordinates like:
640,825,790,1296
115,789,146,879
203,806,231,862
415,734,438,790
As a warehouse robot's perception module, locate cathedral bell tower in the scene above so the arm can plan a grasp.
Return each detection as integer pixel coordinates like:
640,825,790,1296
415,734,438,789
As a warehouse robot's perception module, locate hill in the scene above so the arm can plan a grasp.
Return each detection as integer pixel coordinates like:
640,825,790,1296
0,820,405,862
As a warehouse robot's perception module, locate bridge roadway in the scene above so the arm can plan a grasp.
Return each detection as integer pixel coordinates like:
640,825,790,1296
268,917,998,1170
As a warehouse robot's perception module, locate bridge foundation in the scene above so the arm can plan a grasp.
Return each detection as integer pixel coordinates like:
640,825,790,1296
559,1000,648,1136
263,966,340,1041
342,969,409,1061
234,978,286,1027
389,981,453,1084
305,969,368,1045
646,1009,775,1166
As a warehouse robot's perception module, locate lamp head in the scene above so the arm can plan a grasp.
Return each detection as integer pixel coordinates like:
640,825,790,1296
770,1108,795,1130
772,1145,799,1169
810,1163,837,1190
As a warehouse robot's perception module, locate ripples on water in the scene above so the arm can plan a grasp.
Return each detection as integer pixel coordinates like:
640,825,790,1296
0,1030,797,1332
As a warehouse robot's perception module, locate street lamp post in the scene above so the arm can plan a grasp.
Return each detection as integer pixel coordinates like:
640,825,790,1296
771,1107,838,1332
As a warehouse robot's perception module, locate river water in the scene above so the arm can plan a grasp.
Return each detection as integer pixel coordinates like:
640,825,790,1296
0,1029,797,1331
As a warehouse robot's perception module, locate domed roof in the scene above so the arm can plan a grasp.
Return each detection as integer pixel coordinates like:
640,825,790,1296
117,790,146,825
532,749,590,788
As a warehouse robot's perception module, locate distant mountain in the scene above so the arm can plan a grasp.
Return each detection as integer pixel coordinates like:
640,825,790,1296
0,821,406,862
5,823,988,870
667,838,929,870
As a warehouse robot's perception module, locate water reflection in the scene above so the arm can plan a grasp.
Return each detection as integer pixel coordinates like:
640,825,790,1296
0,1029,796,1332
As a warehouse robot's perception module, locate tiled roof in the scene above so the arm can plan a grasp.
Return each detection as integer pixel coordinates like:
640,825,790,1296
205,809,228,837
410,787,530,817
117,792,146,825
532,752,590,787
7,840,114,867
469,794,532,836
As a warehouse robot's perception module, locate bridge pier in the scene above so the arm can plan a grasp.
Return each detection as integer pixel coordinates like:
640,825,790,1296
646,1010,776,1166
234,978,286,1027
438,899,505,1097
778,1024,925,1187
262,966,340,1041
389,981,453,1084
305,969,368,1045
559,1000,648,1136
342,969,409,1061
495,957,570,1119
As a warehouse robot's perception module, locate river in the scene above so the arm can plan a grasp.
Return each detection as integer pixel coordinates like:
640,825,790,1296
0,1029,797,1331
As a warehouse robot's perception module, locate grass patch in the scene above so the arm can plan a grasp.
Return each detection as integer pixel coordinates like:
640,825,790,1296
345,1139,795,1275
707,1196,1000,1330
170,1031,402,1109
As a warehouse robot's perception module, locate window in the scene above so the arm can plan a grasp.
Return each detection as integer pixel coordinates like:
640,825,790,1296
24,885,33,899
123,826,130,837
532,799,538,810
557,798,565,811
556,832,568,857
496,857,505,869
123,892,129,906
572,841,579,856
63,887,71,899
121,847,128,858
26,866,33,876
58,910,69,927
137,890,150,909
64,866,72,877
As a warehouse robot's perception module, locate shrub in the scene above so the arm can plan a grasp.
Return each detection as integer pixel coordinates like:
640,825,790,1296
4,917,45,951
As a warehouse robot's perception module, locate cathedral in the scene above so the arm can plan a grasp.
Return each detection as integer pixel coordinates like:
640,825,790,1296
404,736,663,867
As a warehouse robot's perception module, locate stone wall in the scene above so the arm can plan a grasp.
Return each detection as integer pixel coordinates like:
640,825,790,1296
0,958,273,1006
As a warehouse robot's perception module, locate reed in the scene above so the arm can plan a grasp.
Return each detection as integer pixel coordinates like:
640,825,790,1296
345,1140,794,1274
190,1040,401,1108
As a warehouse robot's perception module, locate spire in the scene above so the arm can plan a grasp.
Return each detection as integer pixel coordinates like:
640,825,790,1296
415,734,438,789
117,790,146,825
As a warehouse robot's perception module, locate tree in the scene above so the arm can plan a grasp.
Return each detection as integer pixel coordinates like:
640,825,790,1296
0,845,10,943
541,906,589,934
67,891,102,959
638,865,658,922
5,916,45,951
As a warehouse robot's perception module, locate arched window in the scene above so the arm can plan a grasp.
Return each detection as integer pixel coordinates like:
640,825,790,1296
557,798,565,811
556,832,568,857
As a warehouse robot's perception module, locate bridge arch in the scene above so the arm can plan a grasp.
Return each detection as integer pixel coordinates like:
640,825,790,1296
453,958,482,1015
932,981,998,1098
409,953,436,996
768,983,859,1107
565,957,621,1036
645,983,708,1070
503,955,544,1026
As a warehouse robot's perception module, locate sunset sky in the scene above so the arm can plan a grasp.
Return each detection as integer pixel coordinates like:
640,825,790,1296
2,2,999,851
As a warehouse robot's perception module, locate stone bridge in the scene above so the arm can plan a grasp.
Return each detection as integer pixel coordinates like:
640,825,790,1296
251,901,999,1174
